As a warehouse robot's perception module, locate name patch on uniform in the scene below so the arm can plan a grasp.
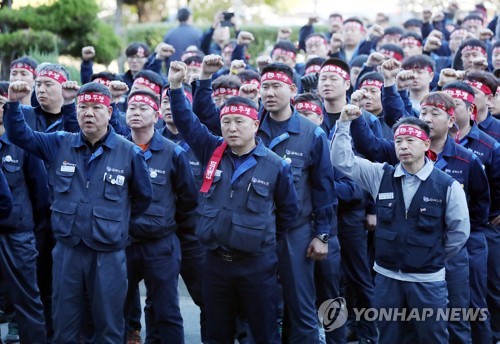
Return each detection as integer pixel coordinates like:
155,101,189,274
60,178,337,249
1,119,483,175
423,196,443,204
2,155,18,164
106,166,124,174
379,192,394,200
60,161,76,173
285,149,303,157
215,169,222,177
149,168,165,179
251,177,270,186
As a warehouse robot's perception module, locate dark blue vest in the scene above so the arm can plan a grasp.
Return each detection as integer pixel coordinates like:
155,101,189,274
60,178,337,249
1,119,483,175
375,164,453,273
48,132,138,251
196,141,283,253
129,131,178,241
0,141,34,232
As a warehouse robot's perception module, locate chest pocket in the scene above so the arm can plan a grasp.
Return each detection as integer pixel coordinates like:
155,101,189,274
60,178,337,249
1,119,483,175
247,182,271,213
377,201,395,222
150,173,167,202
290,159,305,183
54,168,75,193
3,163,23,188
103,173,126,201
203,173,222,198
417,206,442,232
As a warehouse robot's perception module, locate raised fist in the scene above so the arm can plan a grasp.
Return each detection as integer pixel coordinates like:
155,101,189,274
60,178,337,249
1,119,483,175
381,58,402,81
340,104,362,122
438,68,460,87
201,55,224,79
237,31,255,45
8,81,31,102
62,81,80,104
168,61,188,88
396,70,416,90
155,42,175,60
108,81,129,101
82,46,95,61
350,90,370,108
239,83,259,100
366,52,385,67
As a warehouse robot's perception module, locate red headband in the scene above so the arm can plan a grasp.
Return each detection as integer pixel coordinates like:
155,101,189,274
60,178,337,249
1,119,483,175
403,65,433,73
77,92,111,107
187,61,202,68
394,125,429,141
360,79,383,89
451,29,468,38
305,65,321,75
421,101,455,116
242,79,261,89
319,65,350,80
272,48,296,60
443,88,475,103
400,38,422,47
220,104,258,120
463,19,483,27
306,36,328,46
295,101,322,116
134,77,161,95
379,49,404,62
464,80,492,96
0,92,8,98
461,45,486,56
343,21,365,32
37,70,67,84
213,87,239,97
128,94,159,111
261,71,293,85
10,63,36,76
93,78,111,87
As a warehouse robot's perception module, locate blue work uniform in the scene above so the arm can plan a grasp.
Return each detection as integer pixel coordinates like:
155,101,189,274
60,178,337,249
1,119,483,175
0,135,48,343
125,130,198,343
478,113,500,142
169,87,299,344
349,115,491,344
4,100,152,343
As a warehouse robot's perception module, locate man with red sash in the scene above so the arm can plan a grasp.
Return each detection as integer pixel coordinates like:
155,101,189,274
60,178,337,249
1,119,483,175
167,61,299,343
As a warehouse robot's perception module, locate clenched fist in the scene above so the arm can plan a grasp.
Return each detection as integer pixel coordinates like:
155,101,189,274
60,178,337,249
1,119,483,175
8,81,32,102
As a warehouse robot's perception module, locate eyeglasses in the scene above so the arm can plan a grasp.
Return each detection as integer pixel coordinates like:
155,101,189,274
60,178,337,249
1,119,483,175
127,55,146,61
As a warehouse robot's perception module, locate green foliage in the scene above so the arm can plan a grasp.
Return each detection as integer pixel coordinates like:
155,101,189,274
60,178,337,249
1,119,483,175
27,47,81,83
0,0,120,65
125,23,329,67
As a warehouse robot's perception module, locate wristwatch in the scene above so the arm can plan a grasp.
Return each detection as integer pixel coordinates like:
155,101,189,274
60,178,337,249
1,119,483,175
315,233,330,244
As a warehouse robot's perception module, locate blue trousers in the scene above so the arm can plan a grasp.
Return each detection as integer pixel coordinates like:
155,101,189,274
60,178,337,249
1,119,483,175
445,246,471,344
277,226,319,344
338,209,378,343
51,242,126,343
486,224,500,343
314,236,345,344
374,274,448,344
466,231,492,344
0,231,46,343
203,249,280,344
125,235,184,344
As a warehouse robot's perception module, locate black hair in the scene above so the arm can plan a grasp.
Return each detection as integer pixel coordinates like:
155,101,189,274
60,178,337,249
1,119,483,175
357,71,384,87
273,40,297,54
459,39,486,53
320,58,350,75
305,57,326,70
402,54,435,72
0,81,9,96
400,32,423,45
403,18,423,28
378,44,405,59
442,81,475,108
128,89,160,108
90,72,123,83
343,17,364,27
134,70,164,90
10,56,38,70
261,63,295,81
294,92,323,107
77,82,112,98
125,42,150,58
237,70,261,83
349,55,368,68
223,96,258,110
384,26,405,37
212,75,242,90
177,8,191,22
462,13,484,25
465,71,498,95
329,13,342,20
392,117,430,137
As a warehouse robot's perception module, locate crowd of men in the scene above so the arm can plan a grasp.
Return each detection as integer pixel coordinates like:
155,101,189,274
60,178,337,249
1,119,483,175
0,2,499,344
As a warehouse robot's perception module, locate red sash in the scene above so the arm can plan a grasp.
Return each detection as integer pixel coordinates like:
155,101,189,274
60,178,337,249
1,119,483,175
200,142,228,193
